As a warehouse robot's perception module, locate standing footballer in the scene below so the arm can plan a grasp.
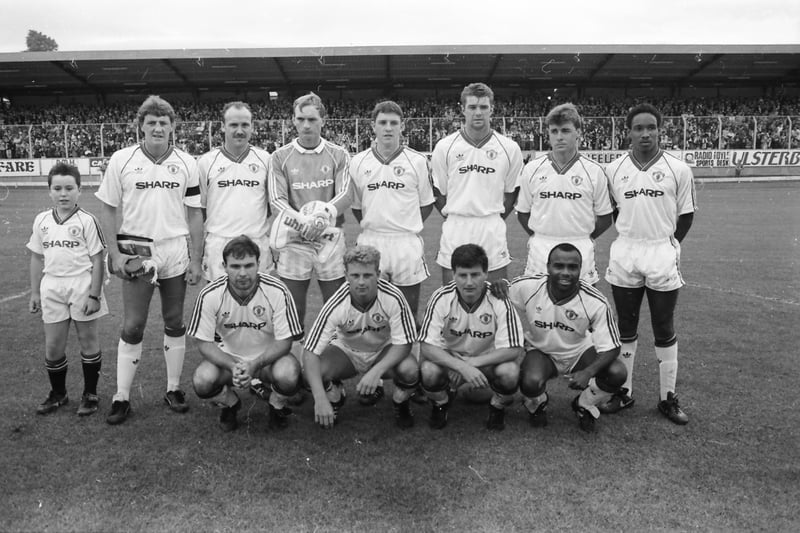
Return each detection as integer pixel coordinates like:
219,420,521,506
431,83,523,284
601,103,697,424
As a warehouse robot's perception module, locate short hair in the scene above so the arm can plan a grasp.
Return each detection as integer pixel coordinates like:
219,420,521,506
547,242,582,266
222,101,252,120
371,100,404,121
451,244,488,272
343,245,381,273
460,82,494,106
546,103,582,130
47,162,81,187
626,103,662,129
222,235,260,264
136,95,176,126
293,92,327,119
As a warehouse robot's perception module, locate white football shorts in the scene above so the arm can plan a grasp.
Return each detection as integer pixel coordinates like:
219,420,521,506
525,234,599,285
40,271,109,324
357,230,429,286
605,236,684,292
203,233,273,282
436,214,511,271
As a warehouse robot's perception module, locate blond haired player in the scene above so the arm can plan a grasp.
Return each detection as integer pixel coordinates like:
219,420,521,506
189,236,303,432
418,244,524,431
198,101,272,281
268,92,351,326
28,163,108,416
515,103,613,284
303,245,419,429
601,103,697,425
431,82,523,283
349,100,434,317
96,95,204,425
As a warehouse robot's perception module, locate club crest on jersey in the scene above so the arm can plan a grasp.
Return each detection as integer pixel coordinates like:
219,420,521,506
249,163,259,173
290,168,300,175
321,165,331,174
346,319,355,327
393,166,405,176
455,153,465,161
253,305,265,317
479,313,492,325
621,175,630,183
372,313,384,323
68,225,81,237
364,169,372,176
222,311,230,318
535,306,542,313
486,149,497,160
216,166,226,173
571,175,583,186
652,170,665,183
565,309,578,320
167,164,179,175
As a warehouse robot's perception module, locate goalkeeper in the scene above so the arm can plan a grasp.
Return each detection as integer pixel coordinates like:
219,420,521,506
268,92,351,327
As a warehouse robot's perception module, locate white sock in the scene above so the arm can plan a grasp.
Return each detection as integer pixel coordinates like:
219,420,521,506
619,340,638,394
523,393,547,413
425,389,449,405
579,378,613,418
269,387,289,410
163,334,186,391
656,343,678,401
114,339,142,402
392,386,414,404
490,391,514,410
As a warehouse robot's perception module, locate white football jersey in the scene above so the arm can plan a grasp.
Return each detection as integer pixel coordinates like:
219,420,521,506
198,145,271,238
304,279,417,355
431,129,522,217
268,138,351,220
606,150,697,240
418,282,524,358
516,153,613,237
509,274,621,359
27,207,106,277
96,144,201,240
349,146,435,234
188,273,303,360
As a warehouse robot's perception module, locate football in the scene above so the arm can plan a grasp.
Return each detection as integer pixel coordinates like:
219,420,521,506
300,200,333,223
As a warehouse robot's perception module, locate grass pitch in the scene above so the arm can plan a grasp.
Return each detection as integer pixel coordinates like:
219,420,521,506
0,182,798,532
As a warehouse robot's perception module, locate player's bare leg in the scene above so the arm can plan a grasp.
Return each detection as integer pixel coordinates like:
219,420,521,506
519,349,558,426
396,283,421,319
281,277,311,326
158,275,189,413
192,361,240,431
646,288,688,424
73,319,102,415
318,277,345,304
259,354,302,429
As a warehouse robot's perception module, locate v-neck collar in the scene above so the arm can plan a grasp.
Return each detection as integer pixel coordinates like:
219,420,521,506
630,149,663,171
52,206,79,224
371,145,404,165
221,145,251,163
548,151,580,175
459,129,493,149
141,143,174,164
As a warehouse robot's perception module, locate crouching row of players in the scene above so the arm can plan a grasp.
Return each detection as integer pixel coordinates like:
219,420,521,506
191,235,625,433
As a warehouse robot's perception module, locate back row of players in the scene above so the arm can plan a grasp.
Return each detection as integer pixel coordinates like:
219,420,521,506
29,82,697,433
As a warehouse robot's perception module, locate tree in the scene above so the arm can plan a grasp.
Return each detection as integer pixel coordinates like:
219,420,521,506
26,30,58,52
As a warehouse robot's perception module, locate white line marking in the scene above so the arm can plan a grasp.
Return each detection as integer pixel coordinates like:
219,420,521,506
687,282,799,307
0,290,29,304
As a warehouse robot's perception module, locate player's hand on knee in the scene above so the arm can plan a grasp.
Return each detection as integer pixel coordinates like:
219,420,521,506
565,370,590,390
461,365,488,389
315,399,335,429
356,372,381,396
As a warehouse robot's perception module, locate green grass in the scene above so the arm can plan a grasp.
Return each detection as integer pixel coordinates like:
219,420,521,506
1,182,798,532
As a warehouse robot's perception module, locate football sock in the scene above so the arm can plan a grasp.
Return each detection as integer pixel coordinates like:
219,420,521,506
163,334,186,392
578,378,613,418
490,391,514,410
655,343,678,401
619,340,638,394
211,386,239,408
425,389,449,405
392,385,415,404
115,339,142,402
269,388,289,410
45,355,68,395
523,393,547,414
81,351,102,395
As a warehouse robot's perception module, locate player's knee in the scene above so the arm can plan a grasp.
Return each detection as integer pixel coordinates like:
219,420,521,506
193,363,222,398
271,355,301,394
597,360,627,390
393,356,420,388
120,326,145,345
164,323,186,337
652,320,676,346
492,361,519,393
420,360,447,391
519,370,548,397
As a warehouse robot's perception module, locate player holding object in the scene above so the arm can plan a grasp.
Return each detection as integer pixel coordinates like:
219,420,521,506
198,101,272,281
601,103,697,425
28,163,108,416
303,246,419,429
349,100,435,317
418,244,524,431
515,103,613,284
431,83,523,283
189,236,303,432
96,95,204,425
510,243,626,433
268,92,351,326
